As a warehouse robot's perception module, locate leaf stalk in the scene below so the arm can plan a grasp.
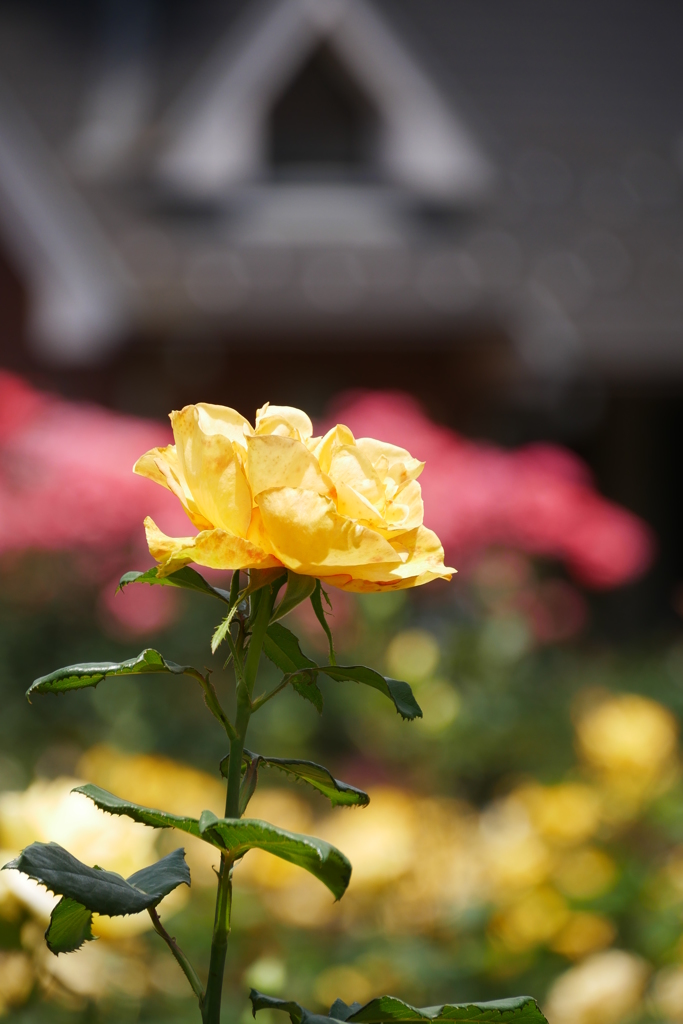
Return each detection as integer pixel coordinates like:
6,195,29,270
148,905,205,1008
184,668,237,743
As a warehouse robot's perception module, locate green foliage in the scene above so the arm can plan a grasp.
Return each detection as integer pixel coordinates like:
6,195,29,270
263,623,422,720
26,648,188,698
197,811,351,899
75,783,203,836
240,751,370,808
292,673,325,712
264,622,317,674
311,581,336,664
5,839,191,929
249,991,549,1024
45,897,94,955
321,665,422,721
271,572,317,623
76,783,351,898
119,565,232,604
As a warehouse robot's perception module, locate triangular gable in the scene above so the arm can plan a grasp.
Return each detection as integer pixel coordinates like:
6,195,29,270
158,0,493,202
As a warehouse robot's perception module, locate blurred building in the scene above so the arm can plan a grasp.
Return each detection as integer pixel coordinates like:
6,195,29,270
0,0,683,628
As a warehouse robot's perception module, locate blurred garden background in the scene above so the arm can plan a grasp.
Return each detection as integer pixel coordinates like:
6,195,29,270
2,1,683,1022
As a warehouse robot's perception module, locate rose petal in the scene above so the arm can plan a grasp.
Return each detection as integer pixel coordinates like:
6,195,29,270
356,437,424,485
319,525,454,592
134,445,212,530
382,478,424,532
247,435,331,498
310,424,355,473
171,407,252,536
255,487,402,575
144,517,281,577
327,444,385,509
190,403,253,448
255,403,313,440
335,480,386,528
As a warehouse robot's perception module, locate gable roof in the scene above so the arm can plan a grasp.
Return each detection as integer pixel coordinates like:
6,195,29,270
158,0,493,201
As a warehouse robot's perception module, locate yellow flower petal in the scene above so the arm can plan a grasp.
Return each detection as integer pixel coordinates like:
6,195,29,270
184,403,253,448
246,435,331,498
387,525,454,580
171,406,252,537
133,445,213,530
144,517,281,577
382,478,424,532
335,480,386,528
255,487,402,575
311,424,355,474
327,444,385,509
255,403,313,441
355,438,424,486
319,526,454,592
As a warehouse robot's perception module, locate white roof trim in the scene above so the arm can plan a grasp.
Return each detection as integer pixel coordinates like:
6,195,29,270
0,85,131,363
159,0,493,202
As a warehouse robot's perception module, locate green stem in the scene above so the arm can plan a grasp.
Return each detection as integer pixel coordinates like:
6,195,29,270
148,906,204,1007
202,581,274,1024
243,587,274,697
202,855,233,1024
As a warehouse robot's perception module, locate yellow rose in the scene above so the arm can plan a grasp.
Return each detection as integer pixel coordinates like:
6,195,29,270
134,402,455,592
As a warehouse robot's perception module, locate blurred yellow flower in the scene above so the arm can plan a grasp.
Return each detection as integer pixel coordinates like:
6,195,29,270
320,788,416,888
550,912,616,960
517,783,601,846
479,796,552,893
489,886,569,952
575,693,678,810
544,949,649,1024
552,847,617,900
134,402,454,591
576,693,677,778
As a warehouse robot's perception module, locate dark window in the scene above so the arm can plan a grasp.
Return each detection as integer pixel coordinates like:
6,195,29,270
268,43,379,177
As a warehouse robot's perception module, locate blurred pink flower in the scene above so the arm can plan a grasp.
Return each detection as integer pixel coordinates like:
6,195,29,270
98,575,179,638
0,370,187,560
328,390,654,589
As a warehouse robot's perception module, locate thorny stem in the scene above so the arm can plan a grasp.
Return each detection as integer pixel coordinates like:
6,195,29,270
202,582,275,1024
147,906,204,1007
